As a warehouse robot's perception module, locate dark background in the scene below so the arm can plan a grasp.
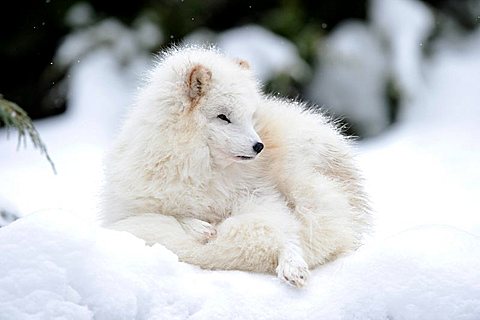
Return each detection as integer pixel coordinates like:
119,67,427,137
0,0,476,136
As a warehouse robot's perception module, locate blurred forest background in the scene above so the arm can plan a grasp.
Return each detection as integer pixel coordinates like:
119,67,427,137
1,0,480,227
2,0,479,138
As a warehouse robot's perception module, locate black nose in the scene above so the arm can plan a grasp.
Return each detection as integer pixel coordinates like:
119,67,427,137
253,142,264,154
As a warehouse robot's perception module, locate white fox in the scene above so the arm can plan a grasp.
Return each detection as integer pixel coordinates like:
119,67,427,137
101,47,370,287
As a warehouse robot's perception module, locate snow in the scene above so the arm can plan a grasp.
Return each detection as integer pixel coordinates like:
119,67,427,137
371,0,434,100
0,207,18,227
307,21,389,136
1,0,480,318
56,17,161,69
0,17,157,219
65,3,95,28
0,51,130,220
308,0,435,136
2,212,479,320
360,23,480,241
185,25,309,82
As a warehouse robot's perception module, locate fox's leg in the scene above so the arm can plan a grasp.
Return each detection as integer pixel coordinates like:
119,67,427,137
105,199,310,288
107,214,199,249
192,196,309,287
178,217,217,244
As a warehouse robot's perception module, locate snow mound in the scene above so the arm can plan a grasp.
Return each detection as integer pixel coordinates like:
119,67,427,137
1,211,479,319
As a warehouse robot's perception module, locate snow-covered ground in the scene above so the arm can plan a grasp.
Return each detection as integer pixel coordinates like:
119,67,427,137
2,212,479,320
1,0,480,318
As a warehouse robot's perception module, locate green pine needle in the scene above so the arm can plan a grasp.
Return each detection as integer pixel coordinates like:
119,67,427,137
0,95,56,174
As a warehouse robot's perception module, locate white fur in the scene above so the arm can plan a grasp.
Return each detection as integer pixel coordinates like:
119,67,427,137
100,46,370,288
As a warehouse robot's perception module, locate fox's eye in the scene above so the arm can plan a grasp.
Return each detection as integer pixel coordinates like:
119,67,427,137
217,114,231,123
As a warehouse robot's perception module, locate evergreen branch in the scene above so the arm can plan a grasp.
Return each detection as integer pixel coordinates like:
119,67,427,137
0,95,56,174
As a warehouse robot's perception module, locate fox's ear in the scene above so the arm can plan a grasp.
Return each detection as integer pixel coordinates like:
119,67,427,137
186,64,212,105
235,59,250,70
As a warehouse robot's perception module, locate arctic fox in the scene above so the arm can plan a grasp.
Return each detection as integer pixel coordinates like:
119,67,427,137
101,47,370,287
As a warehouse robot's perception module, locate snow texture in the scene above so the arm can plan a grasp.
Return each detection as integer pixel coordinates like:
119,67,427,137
1,212,479,320
1,0,480,318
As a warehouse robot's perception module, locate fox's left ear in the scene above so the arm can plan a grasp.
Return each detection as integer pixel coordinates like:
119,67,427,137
186,64,212,106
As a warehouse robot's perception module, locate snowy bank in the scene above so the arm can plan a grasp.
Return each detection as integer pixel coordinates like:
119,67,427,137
1,211,480,320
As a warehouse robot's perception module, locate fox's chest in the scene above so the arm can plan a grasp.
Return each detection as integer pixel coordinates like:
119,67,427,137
155,175,250,222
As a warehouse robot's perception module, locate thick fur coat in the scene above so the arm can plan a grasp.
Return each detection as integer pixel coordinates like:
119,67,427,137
100,47,370,287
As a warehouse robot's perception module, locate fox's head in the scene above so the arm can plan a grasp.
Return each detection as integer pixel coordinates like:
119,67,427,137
146,47,264,166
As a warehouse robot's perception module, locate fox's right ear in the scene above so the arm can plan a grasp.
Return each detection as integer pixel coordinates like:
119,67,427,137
235,59,250,70
186,64,212,108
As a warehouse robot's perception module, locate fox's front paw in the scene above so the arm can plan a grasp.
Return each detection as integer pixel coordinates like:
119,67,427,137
180,218,217,244
276,254,309,288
